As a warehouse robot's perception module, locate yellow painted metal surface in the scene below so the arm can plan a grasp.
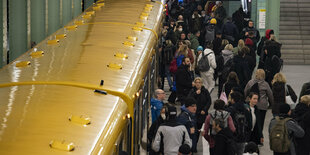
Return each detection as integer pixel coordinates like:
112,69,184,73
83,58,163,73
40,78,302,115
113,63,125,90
0,0,164,154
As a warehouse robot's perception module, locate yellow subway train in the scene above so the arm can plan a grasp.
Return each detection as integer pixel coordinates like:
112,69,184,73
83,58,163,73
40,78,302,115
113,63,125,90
0,0,164,154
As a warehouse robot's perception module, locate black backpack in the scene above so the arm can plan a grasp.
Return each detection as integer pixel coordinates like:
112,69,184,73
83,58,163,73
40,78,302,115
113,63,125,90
232,108,250,142
218,134,238,155
271,55,283,73
197,52,212,72
221,58,234,79
248,82,260,100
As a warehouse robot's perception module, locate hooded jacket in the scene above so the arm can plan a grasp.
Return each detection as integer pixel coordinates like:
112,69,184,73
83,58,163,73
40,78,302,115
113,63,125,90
197,48,217,74
244,79,274,110
203,110,236,148
221,49,234,64
152,119,192,155
151,98,164,123
257,29,274,57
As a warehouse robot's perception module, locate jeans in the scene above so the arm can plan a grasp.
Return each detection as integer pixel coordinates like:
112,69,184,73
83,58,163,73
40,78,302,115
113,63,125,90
161,64,173,89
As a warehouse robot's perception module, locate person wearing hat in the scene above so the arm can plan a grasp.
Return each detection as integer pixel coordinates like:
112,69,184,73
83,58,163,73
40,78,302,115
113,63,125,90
178,97,198,153
152,106,192,155
204,18,217,44
268,103,305,155
257,29,274,57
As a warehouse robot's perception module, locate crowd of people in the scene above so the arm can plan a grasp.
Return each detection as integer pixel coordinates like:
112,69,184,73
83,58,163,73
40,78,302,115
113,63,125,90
147,0,310,155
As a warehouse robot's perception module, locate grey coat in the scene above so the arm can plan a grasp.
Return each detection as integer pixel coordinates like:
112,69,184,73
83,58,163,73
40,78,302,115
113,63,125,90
244,79,274,110
152,124,192,155
269,116,305,155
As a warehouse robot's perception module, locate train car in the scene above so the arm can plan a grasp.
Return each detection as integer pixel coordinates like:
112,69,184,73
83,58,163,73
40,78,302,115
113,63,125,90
0,0,164,154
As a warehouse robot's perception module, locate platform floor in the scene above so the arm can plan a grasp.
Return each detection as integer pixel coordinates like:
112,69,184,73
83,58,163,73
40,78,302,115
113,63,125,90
160,65,310,155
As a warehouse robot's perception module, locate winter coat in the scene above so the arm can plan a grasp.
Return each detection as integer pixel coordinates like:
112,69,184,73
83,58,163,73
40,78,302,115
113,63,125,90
197,48,217,75
188,86,211,124
214,127,235,155
257,29,274,57
295,110,310,155
226,102,251,125
212,37,222,56
272,82,286,115
264,39,282,58
241,26,261,43
190,35,200,54
244,79,274,110
175,64,193,97
152,120,192,155
222,21,239,43
232,55,251,89
244,104,263,144
151,98,164,123
148,116,165,154
204,110,236,148
269,114,305,155
177,108,198,151
204,24,216,43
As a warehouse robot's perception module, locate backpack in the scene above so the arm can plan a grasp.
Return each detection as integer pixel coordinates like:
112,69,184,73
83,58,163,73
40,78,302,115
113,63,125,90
271,55,283,73
218,134,238,155
209,111,229,135
247,82,260,100
220,58,234,79
205,25,215,42
232,109,249,142
269,116,291,153
197,52,212,72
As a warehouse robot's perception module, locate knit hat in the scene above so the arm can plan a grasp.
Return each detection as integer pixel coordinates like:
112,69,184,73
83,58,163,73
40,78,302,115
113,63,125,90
166,106,177,120
210,18,217,25
197,46,203,52
279,103,291,114
178,144,191,154
265,29,274,40
245,38,254,46
184,97,197,107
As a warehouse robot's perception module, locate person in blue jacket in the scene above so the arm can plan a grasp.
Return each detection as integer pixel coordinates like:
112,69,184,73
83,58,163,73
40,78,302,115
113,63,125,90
151,89,166,123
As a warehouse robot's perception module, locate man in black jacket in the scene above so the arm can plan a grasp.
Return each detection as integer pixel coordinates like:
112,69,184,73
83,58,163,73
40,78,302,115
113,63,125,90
148,106,167,154
213,118,234,155
176,57,193,103
226,91,251,155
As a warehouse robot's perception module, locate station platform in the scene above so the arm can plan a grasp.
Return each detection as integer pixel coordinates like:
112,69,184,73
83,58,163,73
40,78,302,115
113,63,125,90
159,64,310,155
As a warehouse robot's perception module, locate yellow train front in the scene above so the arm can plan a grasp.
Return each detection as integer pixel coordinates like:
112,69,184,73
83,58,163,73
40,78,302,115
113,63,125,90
0,0,164,154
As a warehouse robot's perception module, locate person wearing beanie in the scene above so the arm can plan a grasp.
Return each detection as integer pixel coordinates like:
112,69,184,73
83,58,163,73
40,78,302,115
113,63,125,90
257,29,274,57
152,105,192,154
243,141,259,155
178,97,198,153
178,144,191,155
268,103,305,155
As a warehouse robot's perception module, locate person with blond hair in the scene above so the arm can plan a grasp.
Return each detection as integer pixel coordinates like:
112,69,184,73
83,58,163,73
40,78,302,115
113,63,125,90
271,73,297,115
233,39,245,56
244,69,273,140
218,44,234,97
188,77,212,130
293,95,310,155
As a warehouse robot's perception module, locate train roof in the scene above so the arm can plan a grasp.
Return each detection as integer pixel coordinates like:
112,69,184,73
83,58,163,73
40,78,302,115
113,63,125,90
0,0,163,154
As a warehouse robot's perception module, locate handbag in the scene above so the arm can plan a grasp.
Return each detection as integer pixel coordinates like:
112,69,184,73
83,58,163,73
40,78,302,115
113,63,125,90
220,84,228,105
285,85,296,109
